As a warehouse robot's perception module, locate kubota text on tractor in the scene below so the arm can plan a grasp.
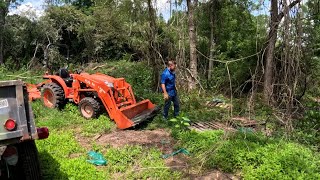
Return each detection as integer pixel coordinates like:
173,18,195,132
27,69,159,129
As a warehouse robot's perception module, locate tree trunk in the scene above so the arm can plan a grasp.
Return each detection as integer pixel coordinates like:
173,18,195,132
263,0,278,104
187,0,198,90
0,7,5,65
263,0,301,104
0,1,11,65
147,0,159,90
208,1,215,80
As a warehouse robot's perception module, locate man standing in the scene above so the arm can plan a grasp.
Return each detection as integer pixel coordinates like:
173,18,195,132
161,60,180,120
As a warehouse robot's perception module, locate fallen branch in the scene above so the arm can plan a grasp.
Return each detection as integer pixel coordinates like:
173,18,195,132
6,74,42,79
27,42,40,69
92,64,107,71
134,166,187,171
185,68,205,92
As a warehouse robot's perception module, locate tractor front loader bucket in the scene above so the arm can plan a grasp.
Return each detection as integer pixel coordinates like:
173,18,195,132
116,100,160,129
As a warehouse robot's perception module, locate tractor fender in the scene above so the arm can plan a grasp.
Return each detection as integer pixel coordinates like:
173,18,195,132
43,75,70,98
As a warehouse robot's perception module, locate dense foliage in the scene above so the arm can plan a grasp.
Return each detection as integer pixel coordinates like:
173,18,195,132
176,130,320,179
1,0,265,87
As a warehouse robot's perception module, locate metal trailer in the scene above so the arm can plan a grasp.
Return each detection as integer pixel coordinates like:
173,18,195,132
0,80,49,180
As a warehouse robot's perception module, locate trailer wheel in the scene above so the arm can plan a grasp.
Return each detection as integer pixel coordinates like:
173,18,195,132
79,97,101,119
17,141,42,180
41,83,65,108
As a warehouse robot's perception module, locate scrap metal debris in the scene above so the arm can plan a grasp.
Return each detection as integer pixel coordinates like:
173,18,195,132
190,121,236,132
190,117,266,132
205,98,233,109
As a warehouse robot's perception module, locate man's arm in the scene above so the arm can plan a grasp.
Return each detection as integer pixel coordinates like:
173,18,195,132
161,73,169,100
161,84,169,100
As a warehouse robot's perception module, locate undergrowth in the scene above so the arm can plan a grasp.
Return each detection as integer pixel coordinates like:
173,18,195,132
32,101,181,179
176,130,320,179
36,131,110,179
292,99,320,151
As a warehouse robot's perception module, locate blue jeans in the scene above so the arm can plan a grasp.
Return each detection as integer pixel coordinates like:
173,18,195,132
163,95,180,119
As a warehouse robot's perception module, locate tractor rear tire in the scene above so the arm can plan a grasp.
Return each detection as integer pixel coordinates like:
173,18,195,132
79,97,101,119
41,83,65,109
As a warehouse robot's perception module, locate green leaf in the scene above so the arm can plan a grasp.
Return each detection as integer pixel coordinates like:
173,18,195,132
310,110,315,116
183,122,190,126
175,125,180,128
182,117,190,122
170,118,178,122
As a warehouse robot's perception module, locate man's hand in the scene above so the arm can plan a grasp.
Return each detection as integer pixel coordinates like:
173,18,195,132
163,93,169,100
161,84,169,100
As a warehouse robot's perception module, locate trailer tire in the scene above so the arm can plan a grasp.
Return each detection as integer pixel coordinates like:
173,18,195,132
79,97,101,119
41,83,65,109
17,141,42,180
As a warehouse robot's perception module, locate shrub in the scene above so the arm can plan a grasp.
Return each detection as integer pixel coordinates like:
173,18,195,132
176,130,320,179
292,102,320,150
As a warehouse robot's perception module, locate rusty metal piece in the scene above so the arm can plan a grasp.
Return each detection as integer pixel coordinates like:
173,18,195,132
190,117,266,132
231,117,266,129
190,121,236,132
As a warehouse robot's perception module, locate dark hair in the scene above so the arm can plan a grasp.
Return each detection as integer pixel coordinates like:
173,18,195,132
167,59,177,66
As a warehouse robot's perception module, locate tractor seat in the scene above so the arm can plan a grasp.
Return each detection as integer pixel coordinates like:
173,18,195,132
59,68,70,78
59,68,73,87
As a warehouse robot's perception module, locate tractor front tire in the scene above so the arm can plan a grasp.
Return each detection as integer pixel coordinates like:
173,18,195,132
79,97,101,119
41,83,65,109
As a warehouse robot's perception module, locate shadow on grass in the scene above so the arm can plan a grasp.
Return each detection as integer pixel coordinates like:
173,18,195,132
38,151,68,180
130,116,170,130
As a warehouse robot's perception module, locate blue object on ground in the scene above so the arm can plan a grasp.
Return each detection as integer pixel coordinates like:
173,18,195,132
212,98,224,103
161,148,190,159
87,151,107,166
238,127,254,134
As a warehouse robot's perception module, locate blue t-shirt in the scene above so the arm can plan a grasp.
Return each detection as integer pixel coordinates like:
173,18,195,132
161,68,176,97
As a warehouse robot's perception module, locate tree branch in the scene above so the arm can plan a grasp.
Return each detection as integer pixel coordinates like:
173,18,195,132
278,0,301,20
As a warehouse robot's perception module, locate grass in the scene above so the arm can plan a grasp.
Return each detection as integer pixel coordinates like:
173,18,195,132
31,100,181,179
175,130,320,179
36,131,109,179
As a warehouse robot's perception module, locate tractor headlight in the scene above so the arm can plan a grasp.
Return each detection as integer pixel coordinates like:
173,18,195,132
105,82,114,88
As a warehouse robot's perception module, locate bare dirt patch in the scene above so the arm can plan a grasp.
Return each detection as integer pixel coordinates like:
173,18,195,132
190,170,239,180
191,170,239,180
164,154,190,173
74,128,239,179
96,129,174,154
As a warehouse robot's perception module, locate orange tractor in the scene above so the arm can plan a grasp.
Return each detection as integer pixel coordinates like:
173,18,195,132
27,69,159,129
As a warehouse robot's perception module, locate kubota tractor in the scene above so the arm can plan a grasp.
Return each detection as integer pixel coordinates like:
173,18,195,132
27,69,159,129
